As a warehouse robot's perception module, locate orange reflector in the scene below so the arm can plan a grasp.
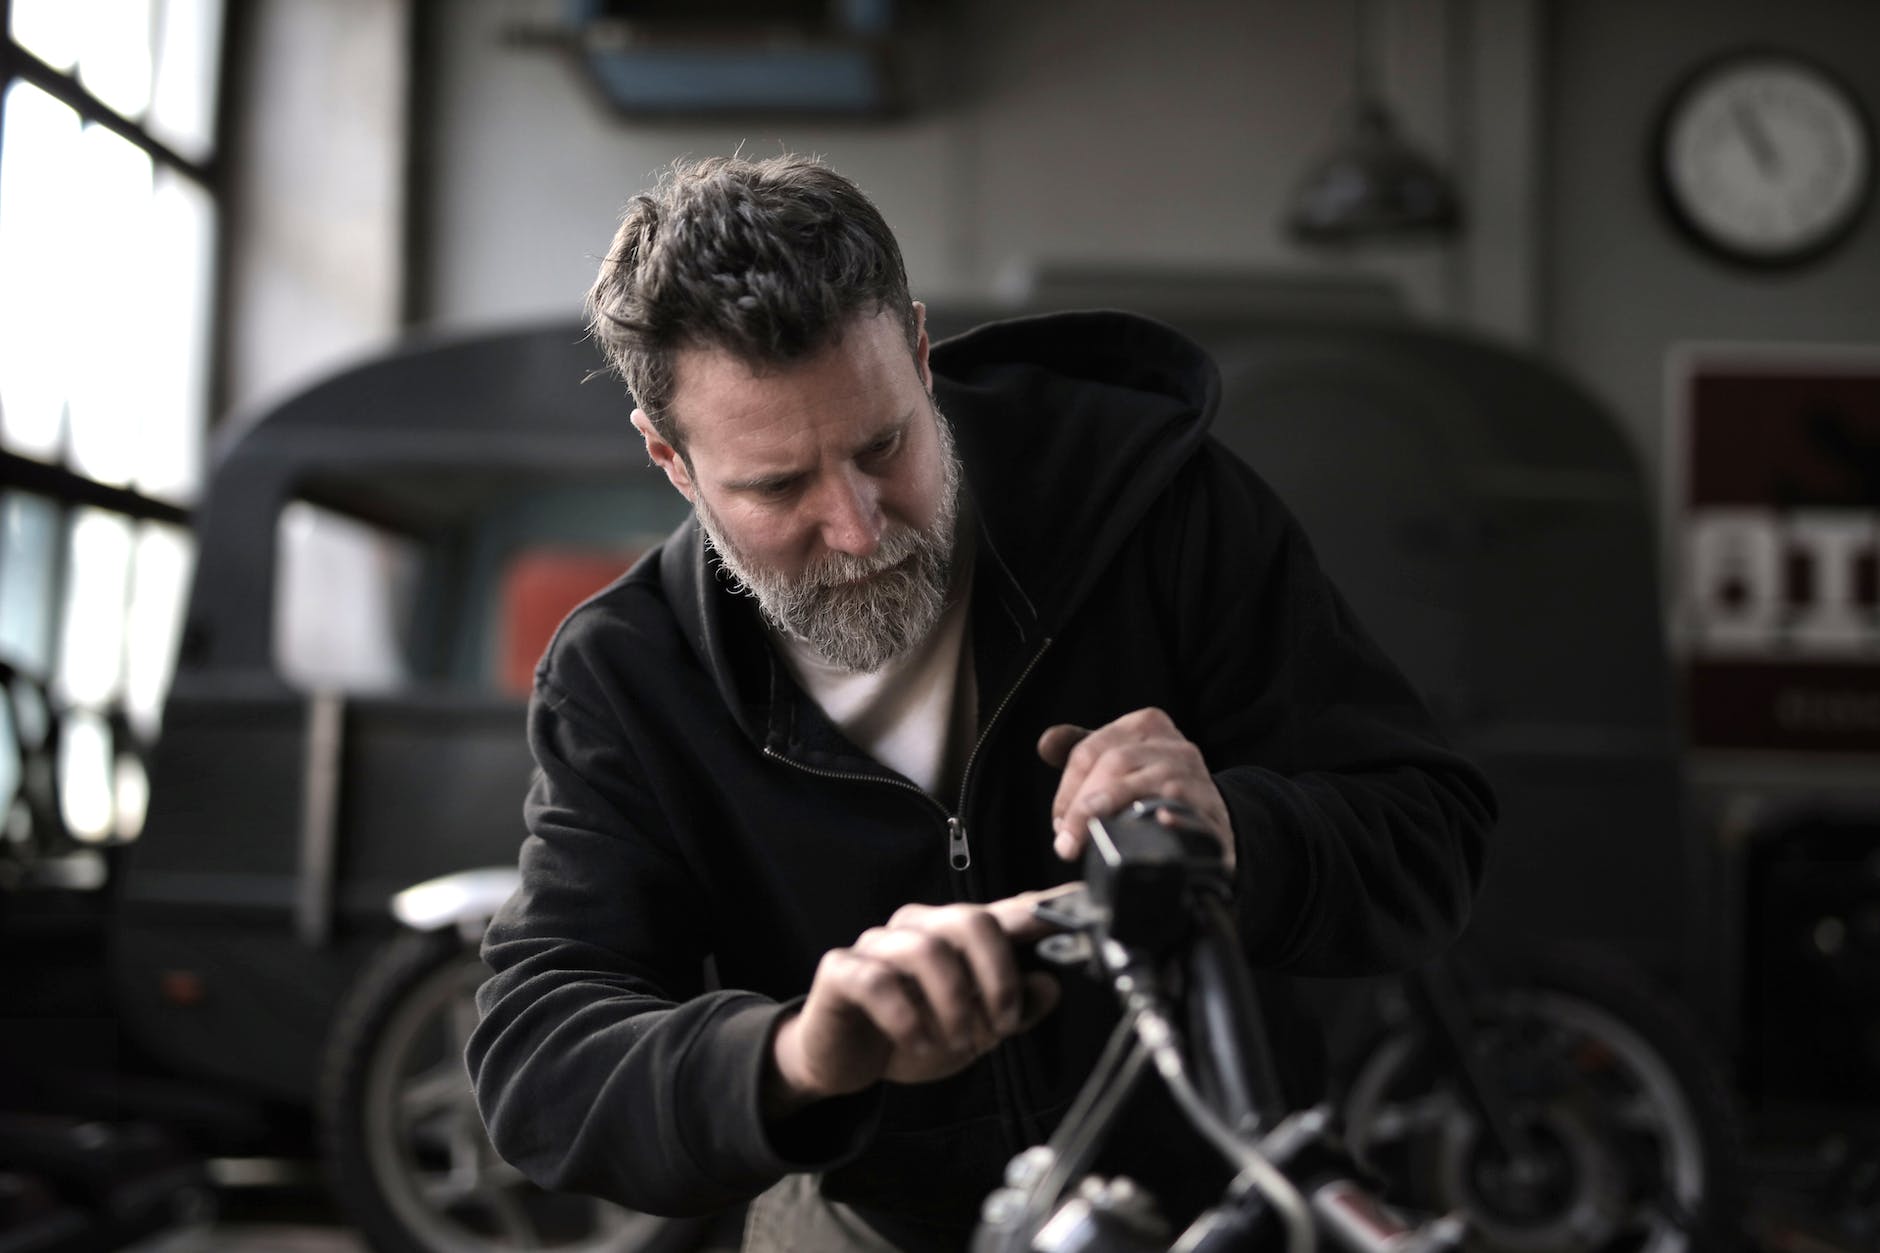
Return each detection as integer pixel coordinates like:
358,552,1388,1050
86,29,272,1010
159,970,207,1007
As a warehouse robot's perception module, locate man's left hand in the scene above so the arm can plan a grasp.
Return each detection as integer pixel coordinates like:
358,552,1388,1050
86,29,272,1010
1037,707,1235,872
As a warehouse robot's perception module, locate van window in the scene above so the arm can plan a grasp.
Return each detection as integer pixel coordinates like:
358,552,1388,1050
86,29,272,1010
274,501,421,692
270,475,684,694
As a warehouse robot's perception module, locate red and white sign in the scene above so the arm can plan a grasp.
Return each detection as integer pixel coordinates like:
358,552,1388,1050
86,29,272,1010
1667,345,1880,753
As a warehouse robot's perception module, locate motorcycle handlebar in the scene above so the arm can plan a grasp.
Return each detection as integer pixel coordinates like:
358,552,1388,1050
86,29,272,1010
973,800,1463,1253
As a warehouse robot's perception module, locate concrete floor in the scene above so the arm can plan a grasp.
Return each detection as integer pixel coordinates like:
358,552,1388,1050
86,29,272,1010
128,1226,365,1253
109,1177,747,1253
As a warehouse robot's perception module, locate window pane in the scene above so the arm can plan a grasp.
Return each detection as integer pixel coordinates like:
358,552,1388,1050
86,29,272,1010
0,696,17,838
275,502,421,692
114,750,148,840
124,522,194,740
9,0,81,72
0,82,83,462
55,508,134,708
77,0,156,120
148,0,224,163
0,492,63,675
66,124,156,491
139,169,213,501
59,708,114,841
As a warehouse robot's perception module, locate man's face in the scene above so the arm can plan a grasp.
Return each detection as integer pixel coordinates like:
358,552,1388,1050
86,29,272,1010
633,304,963,673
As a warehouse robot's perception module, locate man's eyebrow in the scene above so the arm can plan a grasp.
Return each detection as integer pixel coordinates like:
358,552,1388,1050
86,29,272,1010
722,466,804,492
719,405,917,492
852,405,916,454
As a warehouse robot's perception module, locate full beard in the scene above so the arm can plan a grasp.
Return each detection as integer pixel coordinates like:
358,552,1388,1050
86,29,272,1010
695,404,964,674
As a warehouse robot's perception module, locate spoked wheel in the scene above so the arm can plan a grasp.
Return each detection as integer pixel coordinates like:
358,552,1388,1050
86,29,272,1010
1342,948,1743,1253
320,929,701,1253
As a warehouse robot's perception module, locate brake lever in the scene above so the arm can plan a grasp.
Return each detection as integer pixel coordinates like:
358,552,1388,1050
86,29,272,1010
1028,886,1102,971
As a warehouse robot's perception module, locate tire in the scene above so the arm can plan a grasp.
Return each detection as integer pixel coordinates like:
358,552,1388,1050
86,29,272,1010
319,928,705,1253
1340,945,1745,1253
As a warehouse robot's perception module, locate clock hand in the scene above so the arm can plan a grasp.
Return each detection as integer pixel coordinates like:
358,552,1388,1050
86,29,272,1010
1731,99,1781,177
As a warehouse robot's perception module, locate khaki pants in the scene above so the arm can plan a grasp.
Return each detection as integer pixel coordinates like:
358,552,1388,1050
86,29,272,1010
741,1174,969,1253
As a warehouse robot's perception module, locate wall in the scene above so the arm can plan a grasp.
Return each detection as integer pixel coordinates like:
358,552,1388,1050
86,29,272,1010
222,0,411,423
412,0,1540,340
1541,0,1880,1041
388,0,1880,488
1542,0,1880,491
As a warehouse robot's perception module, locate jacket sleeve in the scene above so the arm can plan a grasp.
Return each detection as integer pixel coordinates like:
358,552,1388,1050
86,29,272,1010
465,666,881,1216
1160,439,1497,977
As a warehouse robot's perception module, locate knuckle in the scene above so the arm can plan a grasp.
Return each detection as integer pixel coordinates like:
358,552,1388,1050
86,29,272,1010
888,903,926,929
855,962,899,999
962,907,1002,941
925,907,974,944
1119,744,1156,772
901,929,944,962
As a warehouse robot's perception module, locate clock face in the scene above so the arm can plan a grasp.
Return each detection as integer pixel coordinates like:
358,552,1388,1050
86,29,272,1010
1660,54,1873,265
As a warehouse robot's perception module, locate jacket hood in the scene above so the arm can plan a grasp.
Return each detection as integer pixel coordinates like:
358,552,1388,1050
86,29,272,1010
659,309,1222,741
931,309,1221,635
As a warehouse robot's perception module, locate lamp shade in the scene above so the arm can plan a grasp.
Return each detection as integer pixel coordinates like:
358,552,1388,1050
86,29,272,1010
1287,101,1463,244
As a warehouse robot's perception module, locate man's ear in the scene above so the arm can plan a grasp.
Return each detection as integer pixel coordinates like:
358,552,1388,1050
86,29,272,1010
631,408,697,503
912,300,933,393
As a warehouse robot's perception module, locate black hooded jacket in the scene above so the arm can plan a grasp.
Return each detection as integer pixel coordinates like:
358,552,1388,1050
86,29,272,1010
466,310,1497,1237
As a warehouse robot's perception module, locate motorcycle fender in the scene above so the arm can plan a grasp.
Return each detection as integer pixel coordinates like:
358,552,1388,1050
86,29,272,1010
389,867,521,941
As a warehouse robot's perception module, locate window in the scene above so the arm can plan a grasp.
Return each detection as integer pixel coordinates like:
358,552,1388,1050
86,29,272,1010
274,501,424,694
272,475,680,698
0,0,223,851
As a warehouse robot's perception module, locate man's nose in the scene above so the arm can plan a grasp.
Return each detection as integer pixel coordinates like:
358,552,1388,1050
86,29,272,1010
817,468,883,557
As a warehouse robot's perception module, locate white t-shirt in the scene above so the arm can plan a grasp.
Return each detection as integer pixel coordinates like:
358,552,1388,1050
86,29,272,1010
772,557,978,801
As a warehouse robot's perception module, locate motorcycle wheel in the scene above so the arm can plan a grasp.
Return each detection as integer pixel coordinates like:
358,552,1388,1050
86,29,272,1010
1341,945,1744,1253
319,927,701,1253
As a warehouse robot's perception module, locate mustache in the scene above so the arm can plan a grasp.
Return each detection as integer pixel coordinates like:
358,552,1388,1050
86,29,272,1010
799,529,923,591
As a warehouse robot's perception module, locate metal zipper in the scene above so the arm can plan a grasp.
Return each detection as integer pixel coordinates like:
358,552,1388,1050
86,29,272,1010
942,637,1055,871
760,748,943,813
951,637,1055,832
947,817,971,871
763,636,1055,877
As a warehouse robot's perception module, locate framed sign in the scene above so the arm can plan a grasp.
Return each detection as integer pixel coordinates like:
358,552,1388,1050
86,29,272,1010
1666,344,1880,753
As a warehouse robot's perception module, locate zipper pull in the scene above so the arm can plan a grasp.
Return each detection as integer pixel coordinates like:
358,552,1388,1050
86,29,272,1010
947,817,971,871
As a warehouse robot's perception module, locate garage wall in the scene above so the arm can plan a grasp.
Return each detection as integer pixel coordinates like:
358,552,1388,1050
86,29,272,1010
411,0,1539,338
1541,0,1880,490
222,0,411,422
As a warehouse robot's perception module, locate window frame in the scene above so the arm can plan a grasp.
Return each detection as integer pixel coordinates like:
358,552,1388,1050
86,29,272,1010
0,0,232,849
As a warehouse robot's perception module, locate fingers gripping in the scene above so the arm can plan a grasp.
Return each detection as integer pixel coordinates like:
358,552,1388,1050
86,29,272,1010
1038,707,1232,865
787,900,1058,1100
855,922,986,1053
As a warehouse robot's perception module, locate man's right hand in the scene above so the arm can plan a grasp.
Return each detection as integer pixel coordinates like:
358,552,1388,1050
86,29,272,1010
763,889,1071,1118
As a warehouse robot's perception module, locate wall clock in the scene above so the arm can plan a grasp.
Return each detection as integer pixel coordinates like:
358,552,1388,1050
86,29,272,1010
1656,51,1873,268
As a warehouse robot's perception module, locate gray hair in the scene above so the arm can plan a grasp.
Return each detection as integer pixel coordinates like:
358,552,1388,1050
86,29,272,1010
586,153,920,453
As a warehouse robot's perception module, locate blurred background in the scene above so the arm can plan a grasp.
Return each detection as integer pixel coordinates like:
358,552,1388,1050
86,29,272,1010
1,1,1877,1250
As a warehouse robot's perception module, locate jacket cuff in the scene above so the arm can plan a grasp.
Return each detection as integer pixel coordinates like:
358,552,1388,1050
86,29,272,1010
696,995,884,1181
1214,766,1317,967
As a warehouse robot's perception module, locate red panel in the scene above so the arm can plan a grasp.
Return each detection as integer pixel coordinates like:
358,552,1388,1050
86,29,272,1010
499,550,642,696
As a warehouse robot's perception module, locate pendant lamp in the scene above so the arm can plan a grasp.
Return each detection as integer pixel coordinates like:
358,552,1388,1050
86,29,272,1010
1287,0,1463,244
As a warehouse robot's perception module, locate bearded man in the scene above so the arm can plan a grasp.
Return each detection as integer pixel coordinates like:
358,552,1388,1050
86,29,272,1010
466,154,1496,1252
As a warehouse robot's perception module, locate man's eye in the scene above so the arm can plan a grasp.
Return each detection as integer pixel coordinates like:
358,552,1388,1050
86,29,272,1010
862,431,902,461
